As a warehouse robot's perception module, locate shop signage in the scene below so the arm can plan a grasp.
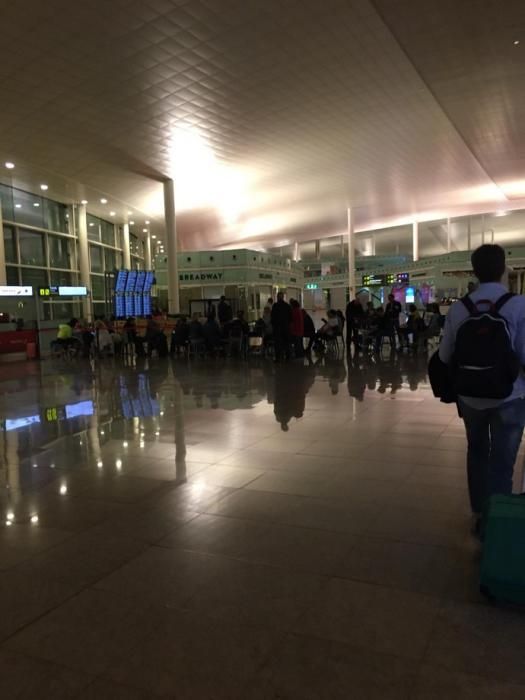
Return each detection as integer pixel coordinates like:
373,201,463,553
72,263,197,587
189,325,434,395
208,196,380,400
179,272,224,282
306,283,318,290
362,274,385,286
39,286,88,297
0,285,32,297
385,272,410,285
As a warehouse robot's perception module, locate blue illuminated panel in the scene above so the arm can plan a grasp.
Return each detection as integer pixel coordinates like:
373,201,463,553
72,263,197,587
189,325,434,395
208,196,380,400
125,270,137,292
115,270,128,292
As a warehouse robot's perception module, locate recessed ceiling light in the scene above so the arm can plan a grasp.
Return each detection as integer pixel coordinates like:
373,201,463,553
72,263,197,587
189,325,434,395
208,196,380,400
109,211,116,216
142,228,148,233
100,198,108,204
30,515,39,524
40,184,48,191
89,222,95,227
129,220,135,225
128,210,133,215
15,203,21,208
4,162,14,169
81,199,88,205
145,220,150,224
33,202,40,207
152,235,157,239
514,40,520,45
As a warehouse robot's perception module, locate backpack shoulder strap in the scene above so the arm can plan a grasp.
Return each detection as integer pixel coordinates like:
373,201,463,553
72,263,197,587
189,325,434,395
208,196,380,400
494,292,515,313
460,295,477,315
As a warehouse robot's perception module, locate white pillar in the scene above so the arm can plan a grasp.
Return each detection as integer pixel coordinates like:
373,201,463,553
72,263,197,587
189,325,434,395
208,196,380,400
315,240,321,260
0,202,6,285
144,233,152,270
340,235,345,258
446,217,451,253
122,223,131,269
467,217,471,251
347,207,356,298
371,235,376,257
412,221,419,262
77,203,91,319
293,241,300,262
164,179,180,314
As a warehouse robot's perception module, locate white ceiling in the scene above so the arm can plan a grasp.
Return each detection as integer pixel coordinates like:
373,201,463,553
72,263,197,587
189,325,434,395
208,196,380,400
1,0,525,249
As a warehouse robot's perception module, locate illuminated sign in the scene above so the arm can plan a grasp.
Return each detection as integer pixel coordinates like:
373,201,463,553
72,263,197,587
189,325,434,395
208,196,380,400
405,286,415,303
385,272,410,285
306,283,318,290
362,274,385,286
0,285,32,297
58,286,88,296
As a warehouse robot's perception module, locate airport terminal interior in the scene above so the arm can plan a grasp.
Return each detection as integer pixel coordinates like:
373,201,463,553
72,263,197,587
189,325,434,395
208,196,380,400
2,0,525,697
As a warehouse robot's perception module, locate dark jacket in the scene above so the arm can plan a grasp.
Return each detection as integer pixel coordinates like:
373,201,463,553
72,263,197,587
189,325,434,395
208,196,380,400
346,300,365,327
302,310,315,338
271,300,292,331
218,300,233,324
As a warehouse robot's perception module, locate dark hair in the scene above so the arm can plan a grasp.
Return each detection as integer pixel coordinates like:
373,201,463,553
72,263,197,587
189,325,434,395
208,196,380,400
471,244,506,283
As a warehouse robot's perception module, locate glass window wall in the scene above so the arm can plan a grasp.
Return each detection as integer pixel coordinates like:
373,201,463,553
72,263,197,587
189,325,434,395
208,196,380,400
49,235,72,269
3,225,17,263
89,244,103,273
19,229,45,266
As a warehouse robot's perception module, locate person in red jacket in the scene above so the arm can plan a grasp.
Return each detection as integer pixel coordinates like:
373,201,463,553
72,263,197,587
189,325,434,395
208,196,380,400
290,298,305,359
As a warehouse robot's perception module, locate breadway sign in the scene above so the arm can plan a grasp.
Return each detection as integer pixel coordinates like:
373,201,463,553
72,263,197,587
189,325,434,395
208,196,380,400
179,272,224,282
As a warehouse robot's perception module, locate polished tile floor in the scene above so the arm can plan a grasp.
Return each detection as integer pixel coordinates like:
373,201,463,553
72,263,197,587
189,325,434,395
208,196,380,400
1,352,524,698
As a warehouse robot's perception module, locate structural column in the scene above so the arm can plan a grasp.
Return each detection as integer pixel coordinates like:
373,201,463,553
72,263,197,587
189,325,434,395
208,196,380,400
446,217,451,253
347,207,356,298
412,221,419,262
77,203,91,319
315,240,321,260
467,217,471,251
293,241,300,262
144,233,152,270
0,202,6,285
164,179,180,314
122,223,131,269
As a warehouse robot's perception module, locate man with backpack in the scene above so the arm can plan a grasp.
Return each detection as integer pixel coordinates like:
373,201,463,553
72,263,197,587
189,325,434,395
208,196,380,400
439,244,525,533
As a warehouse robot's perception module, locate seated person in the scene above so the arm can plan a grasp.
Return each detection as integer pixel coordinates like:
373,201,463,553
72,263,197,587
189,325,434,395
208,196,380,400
228,310,249,337
314,309,339,349
171,317,189,354
145,317,167,357
95,320,114,355
188,313,204,342
201,315,222,352
422,303,443,340
52,318,81,354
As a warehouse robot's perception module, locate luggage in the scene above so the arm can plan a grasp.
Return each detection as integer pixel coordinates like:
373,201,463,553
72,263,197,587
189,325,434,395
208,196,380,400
480,492,525,604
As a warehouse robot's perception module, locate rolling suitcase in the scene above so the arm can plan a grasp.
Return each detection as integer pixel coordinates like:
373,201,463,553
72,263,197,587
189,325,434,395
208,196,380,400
480,487,525,604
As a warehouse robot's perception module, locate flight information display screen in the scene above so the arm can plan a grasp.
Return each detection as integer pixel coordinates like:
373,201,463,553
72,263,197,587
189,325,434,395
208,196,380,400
114,296,125,318
125,295,135,316
135,271,146,292
134,296,144,317
125,270,137,292
115,270,128,292
143,271,154,293
143,295,152,316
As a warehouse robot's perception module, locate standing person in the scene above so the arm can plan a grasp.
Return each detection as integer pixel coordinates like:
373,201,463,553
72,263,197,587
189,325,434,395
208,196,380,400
217,296,233,326
290,299,305,358
385,293,402,345
271,292,292,361
302,308,316,353
439,244,525,534
345,295,365,353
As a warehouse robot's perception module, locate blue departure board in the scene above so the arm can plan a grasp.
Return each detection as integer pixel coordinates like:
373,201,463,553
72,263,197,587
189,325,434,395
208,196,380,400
143,271,154,293
143,295,152,316
115,270,128,292
114,296,125,318
135,271,146,292
125,270,137,292
125,295,135,316
134,295,144,317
